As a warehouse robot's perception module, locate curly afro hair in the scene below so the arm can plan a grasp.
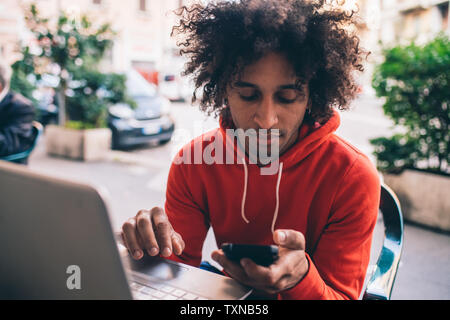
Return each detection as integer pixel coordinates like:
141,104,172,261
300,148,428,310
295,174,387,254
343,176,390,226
171,0,369,125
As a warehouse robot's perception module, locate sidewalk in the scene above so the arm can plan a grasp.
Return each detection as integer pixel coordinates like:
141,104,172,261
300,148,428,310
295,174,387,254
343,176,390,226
27,136,450,299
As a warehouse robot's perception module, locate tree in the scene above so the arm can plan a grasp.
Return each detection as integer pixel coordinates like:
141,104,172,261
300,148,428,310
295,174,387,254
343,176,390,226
370,34,450,176
11,4,131,128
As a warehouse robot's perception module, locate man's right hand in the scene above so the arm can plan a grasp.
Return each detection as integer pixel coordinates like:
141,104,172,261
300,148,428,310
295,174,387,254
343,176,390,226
121,207,185,260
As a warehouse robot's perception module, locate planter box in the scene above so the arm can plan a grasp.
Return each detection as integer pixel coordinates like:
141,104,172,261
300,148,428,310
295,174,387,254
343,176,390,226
383,169,450,232
45,125,112,161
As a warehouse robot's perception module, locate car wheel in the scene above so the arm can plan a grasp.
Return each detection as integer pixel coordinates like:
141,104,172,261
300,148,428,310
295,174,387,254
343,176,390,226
111,129,122,150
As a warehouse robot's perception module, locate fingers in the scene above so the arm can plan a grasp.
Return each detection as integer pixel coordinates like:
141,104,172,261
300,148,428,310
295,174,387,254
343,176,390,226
172,231,185,256
211,250,282,294
238,249,305,294
122,217,144,259
212,232,307,295
273,229,305,251
151,207,173,257
211,250,248,282
241,258,284,285
121,207,185,260
136,209,159,256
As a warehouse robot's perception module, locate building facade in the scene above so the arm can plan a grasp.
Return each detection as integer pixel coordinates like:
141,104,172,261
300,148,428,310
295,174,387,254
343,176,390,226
352,0,449,94
1,0,448,95
378,0,449,45
0,0,191,76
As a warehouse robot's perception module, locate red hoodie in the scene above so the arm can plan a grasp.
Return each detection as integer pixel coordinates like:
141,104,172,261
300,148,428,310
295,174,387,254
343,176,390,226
165,110,380,300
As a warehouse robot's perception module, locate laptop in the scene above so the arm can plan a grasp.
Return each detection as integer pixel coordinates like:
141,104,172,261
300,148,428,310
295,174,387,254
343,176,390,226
0,160,252,300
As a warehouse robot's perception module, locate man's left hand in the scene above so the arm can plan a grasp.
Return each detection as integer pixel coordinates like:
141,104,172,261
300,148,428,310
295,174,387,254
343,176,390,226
211,229,309,296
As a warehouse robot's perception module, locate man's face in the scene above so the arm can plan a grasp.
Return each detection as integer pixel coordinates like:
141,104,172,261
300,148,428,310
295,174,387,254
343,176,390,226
226,52,310,159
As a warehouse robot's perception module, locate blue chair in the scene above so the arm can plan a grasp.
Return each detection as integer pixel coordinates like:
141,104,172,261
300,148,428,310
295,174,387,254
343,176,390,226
0,121,43,164
363,184,404,300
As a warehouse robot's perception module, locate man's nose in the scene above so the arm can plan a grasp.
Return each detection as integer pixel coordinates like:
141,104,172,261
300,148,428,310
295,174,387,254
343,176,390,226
253,97,278,129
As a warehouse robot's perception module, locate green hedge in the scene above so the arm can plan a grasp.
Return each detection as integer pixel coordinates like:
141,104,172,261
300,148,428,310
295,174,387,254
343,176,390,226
371,34,450,176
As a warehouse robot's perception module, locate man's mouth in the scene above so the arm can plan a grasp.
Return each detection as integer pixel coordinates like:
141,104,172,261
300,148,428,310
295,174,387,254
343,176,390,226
255,131,282,144
235,129,282,164
235,129,283,155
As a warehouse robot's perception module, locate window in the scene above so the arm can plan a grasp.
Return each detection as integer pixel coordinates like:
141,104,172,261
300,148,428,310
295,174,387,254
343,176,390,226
139,0,146,11
438,2,449,22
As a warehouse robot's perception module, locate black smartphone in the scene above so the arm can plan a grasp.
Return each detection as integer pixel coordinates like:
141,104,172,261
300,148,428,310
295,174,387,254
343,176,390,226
220,243,279,267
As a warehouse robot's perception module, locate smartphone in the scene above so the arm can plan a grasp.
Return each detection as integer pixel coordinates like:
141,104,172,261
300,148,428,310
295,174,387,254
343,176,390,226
220,243,279,267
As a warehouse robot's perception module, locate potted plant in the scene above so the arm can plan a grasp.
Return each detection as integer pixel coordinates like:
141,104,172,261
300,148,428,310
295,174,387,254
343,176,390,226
370,34,450,232
11,4,132,161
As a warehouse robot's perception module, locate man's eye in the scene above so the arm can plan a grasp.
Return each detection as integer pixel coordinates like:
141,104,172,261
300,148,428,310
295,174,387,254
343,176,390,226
239,94,258,101
277,89,304,103
238,89,258,101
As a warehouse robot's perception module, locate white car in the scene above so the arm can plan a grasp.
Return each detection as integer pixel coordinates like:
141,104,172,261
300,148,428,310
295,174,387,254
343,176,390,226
158,73,193,102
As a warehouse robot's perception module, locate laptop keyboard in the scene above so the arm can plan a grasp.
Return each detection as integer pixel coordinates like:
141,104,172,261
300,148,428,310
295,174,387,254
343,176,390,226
130,281,209,300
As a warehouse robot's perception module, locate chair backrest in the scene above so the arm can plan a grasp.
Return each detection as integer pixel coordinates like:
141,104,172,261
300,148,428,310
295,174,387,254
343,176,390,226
363,184,404,300
0,121,43,163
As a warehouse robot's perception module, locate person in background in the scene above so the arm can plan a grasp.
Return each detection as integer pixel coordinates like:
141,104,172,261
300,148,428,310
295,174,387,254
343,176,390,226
0,61,35,164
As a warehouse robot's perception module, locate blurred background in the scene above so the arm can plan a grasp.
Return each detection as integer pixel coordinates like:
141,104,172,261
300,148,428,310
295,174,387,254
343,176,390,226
0,0,449,299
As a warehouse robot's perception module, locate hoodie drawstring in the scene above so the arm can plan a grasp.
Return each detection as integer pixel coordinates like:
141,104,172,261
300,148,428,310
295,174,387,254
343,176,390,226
271,161,284,234
241,158,284,234
241,158,250,224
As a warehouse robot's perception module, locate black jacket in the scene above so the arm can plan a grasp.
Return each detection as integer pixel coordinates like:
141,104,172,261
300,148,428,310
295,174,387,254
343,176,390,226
0,91,35,157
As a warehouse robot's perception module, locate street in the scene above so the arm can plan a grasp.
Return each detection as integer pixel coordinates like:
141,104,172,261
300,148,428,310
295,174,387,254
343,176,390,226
28,95,450,299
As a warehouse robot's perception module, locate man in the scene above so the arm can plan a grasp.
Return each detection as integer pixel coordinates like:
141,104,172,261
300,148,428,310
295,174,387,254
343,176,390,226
121,0,380,300
0,62,35,163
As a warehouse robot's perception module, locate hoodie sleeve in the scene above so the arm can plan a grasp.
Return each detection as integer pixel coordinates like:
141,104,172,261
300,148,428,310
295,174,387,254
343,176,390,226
279,155,380,300
164,156,209,267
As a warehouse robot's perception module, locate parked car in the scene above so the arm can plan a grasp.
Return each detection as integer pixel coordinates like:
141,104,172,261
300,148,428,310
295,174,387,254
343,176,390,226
108,70,175,149
31,70,175,149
